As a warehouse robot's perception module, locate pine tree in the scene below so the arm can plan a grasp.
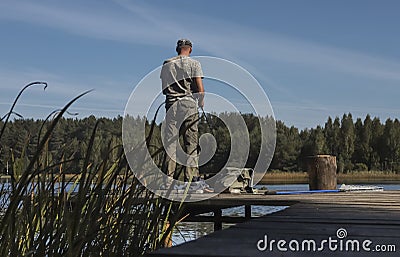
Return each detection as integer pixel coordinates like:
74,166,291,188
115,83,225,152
353,118,364,167
363,115,373,170
382,119,400,172
271,121,301,171
339,113,355,173
371,117,384,170
312,125,328,155
324,117,341,156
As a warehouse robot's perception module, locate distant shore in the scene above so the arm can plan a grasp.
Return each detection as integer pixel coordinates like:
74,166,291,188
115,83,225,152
2,171,400,185
260,171,400,185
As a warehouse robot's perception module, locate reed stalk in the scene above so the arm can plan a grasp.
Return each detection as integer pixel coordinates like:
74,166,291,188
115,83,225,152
0,83,180,256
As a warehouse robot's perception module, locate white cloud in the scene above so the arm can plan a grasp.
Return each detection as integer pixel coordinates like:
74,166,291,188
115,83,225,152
1,0,400,126
0,68,131,118
1,0,399,83
113,1,400,82
0,0,173,46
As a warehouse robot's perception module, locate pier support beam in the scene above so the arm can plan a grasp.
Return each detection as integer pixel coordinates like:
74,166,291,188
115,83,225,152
245,205,251,220
213,208,222,231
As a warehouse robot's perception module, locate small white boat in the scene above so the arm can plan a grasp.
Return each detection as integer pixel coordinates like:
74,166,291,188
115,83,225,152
339,184,384,192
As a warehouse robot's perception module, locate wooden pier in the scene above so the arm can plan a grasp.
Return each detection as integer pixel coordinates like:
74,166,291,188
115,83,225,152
149,191,400,256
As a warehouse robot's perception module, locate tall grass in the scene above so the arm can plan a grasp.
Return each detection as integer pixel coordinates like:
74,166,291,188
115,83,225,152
0,83,180,256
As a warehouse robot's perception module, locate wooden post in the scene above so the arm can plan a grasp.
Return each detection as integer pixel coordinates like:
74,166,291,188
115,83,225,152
245,205,251,220
306,155,337,190
214,208,222,231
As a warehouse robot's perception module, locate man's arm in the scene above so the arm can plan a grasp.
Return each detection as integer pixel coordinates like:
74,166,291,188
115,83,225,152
195,77,204,107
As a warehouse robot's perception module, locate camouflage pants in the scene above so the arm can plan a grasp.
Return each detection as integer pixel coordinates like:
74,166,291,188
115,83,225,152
163,97,199,181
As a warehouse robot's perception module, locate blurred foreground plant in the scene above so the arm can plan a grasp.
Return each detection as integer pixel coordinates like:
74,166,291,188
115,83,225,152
0,83,179,256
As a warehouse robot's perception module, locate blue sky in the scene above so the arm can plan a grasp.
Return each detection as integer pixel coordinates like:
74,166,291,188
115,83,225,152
1,0,400,128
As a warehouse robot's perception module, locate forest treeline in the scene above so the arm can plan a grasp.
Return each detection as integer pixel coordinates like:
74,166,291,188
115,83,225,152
1,113,400,175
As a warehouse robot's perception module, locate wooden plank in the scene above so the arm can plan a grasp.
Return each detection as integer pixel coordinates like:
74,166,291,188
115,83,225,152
188,192,400,209
231,222,400,238
266,204,400,218
148,192,400,257
251,216,400,225
150,231,399,257
185,215,248,224
151,224,399,256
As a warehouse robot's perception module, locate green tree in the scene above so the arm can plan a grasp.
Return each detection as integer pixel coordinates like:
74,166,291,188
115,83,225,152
370,117,384,170
312,125,328,155
301,126,328,157
381,119,400,172
271,121,301,171
353,115,373,170
353,118,365,167
324,117,341,156
339,113,355,173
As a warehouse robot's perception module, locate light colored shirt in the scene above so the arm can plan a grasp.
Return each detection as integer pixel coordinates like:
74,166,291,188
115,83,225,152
160,55,203,99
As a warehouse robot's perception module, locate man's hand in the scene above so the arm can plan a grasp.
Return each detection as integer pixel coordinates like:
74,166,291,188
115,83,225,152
198,98,204,108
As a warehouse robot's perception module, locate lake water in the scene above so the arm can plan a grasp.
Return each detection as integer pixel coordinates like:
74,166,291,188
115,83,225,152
257,183,400,191
172,183,400,246
1,179,399,246
173,205,288,245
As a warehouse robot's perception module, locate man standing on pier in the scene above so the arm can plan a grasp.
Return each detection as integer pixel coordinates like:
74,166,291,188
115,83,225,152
160,39,212,192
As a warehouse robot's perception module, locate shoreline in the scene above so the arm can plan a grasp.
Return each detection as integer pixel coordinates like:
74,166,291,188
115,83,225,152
2,171,400,185
260,171,400,185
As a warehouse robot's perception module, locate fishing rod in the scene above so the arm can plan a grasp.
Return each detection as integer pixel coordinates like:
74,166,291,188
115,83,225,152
199,106,214,134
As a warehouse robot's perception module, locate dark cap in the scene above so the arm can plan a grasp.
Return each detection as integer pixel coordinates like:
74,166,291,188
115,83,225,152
176,39,192,50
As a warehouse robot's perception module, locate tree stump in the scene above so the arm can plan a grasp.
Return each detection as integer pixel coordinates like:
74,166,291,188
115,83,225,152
306,155,337,190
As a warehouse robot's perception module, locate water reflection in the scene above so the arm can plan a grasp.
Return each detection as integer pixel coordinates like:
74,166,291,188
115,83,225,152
173,205,288,245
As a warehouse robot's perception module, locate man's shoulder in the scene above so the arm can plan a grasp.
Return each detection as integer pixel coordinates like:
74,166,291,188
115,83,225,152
163,56,199,65
163,56,180,65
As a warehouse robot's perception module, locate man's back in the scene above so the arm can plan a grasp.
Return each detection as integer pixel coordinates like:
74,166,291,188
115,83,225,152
161,55,203,98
